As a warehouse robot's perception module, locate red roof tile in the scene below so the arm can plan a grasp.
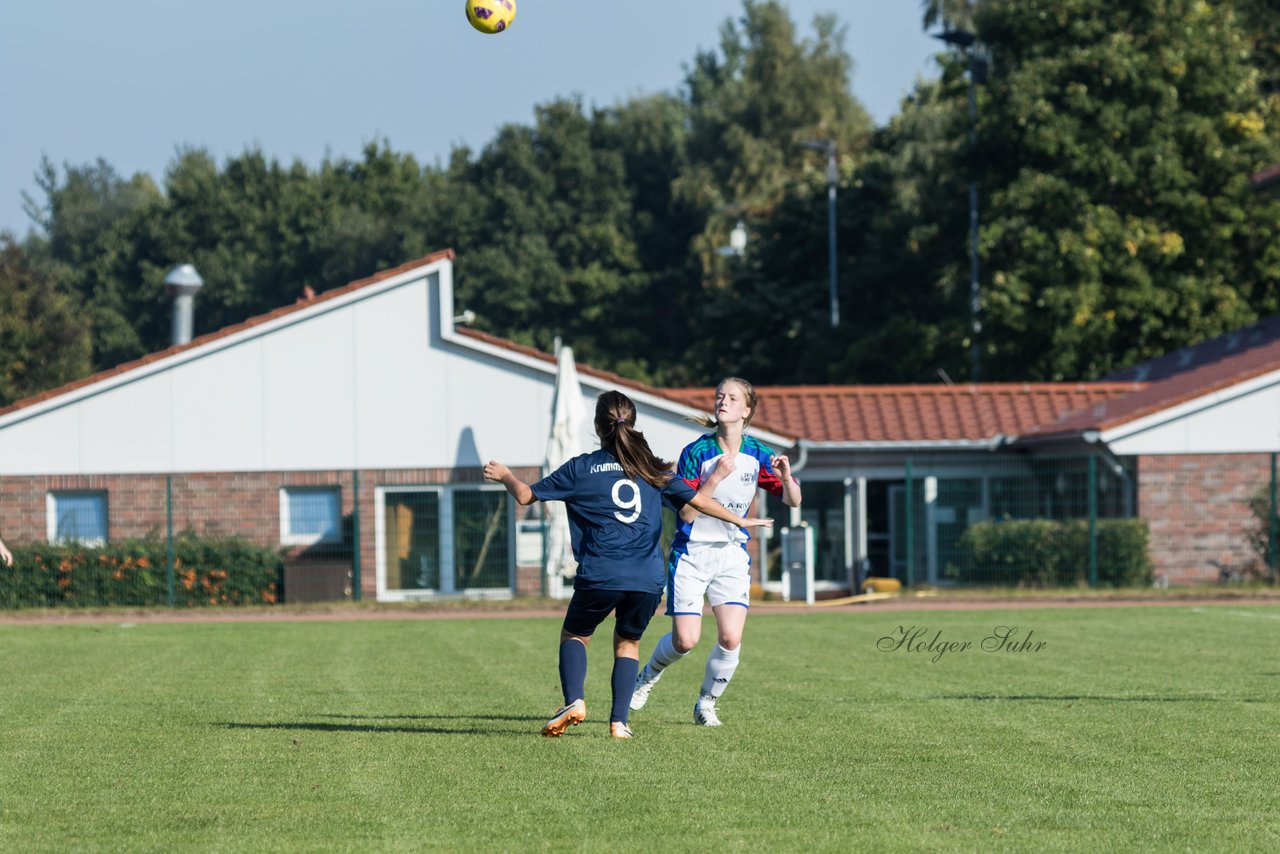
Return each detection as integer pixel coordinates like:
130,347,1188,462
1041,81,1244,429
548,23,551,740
1030,318,1280,436
1252,163,1280,191
664,384,1142,443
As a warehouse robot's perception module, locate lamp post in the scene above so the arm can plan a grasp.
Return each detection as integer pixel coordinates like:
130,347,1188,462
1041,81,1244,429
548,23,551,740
934,27,983,381
799,139,839,328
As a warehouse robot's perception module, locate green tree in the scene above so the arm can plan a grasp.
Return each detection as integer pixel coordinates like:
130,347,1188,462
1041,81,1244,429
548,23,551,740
0,237,92,405
444,98,653,376
687,78,971,385
22,158,164,366
970,0,1280,379
676,0,873,281
920,0,980,32
1233,0,1280,103
24,145,442,370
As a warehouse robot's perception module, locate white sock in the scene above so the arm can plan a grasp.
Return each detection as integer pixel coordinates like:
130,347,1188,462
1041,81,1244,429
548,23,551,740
648,632,687,674
700,644,740,700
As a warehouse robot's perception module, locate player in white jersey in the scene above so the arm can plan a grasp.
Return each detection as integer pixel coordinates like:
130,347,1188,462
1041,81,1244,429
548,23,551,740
631,377,802,725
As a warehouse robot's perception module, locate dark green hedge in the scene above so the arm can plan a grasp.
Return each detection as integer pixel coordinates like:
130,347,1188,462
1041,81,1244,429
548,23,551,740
948,518,1152,587
0,534,282,608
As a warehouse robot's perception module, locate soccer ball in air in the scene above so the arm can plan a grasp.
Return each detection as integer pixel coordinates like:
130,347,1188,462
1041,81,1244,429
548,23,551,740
465,0,516,34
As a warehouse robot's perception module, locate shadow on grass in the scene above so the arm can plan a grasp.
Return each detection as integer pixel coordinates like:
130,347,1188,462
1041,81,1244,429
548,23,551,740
316,712,540,722
928,694,1265,703
218,715,542,736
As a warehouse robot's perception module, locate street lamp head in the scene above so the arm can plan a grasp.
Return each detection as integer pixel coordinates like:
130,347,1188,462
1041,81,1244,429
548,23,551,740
798,139,835,155
933,28,976,48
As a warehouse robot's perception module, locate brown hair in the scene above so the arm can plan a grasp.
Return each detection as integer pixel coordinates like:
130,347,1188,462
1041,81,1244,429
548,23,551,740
595,390,674,488
687,376,759,430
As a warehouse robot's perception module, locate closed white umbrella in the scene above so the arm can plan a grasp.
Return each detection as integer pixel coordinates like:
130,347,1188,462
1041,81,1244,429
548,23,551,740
544,345,586,598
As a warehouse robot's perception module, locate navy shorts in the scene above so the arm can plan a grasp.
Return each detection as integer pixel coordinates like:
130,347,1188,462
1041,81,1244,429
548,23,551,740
563,588,662,641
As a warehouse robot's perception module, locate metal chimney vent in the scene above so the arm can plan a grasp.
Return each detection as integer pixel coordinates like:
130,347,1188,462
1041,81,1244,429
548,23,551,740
163,263,204,346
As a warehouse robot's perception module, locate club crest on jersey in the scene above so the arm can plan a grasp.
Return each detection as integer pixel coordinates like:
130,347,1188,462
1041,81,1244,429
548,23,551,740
740,471,756,484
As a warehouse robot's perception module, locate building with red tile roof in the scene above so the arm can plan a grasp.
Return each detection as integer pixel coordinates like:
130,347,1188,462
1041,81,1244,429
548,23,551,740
2,250,1277,597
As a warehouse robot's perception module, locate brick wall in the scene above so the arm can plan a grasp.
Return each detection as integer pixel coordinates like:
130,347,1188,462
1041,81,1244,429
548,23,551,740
0,466,543,602
0,464,769,600
1138,453,1271,584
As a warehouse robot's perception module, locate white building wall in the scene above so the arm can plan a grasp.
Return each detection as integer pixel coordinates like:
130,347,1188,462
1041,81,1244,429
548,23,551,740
170,340,265,472
261,305,359,469
1106,379,1280,455
77,369,173,473
0,404,80,475
0,258,724,476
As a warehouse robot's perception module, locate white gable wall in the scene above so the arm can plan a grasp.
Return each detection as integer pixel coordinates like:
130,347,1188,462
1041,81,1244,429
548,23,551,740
172,339,265,471
0,258,737,476
79,369,173,472
1104,370,1280,455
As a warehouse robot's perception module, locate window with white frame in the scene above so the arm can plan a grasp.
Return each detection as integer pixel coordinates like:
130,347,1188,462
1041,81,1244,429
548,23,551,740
377,485,512,599
47,491,108,545
280,487,342,546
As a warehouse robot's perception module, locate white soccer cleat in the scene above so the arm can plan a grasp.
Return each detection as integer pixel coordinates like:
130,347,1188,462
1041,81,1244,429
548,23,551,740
609,721,634,739
629,665,663,711
693,690,722,727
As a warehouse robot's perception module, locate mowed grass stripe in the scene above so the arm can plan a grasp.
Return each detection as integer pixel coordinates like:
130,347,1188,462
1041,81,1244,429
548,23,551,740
0,605,1278,851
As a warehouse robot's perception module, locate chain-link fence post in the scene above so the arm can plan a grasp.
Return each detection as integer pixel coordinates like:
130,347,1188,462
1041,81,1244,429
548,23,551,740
166,475,175,608
1270,452,1278,583
904,458,914,586
351,470,361,601
541,508,548,598
1088,456,1098,588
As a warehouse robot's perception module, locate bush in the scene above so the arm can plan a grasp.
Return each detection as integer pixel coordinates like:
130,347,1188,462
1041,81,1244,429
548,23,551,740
0,533,282,609
949,518,1152,588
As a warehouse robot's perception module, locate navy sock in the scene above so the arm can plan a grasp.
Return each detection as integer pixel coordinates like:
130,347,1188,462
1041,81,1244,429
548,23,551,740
558,639,588,706
610,656,640,724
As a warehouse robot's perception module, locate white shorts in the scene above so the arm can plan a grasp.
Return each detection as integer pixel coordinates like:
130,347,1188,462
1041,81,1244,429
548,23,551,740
666,541,751,615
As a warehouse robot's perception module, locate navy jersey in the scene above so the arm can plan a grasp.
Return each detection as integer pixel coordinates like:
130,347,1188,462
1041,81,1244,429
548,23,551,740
532,449,695,593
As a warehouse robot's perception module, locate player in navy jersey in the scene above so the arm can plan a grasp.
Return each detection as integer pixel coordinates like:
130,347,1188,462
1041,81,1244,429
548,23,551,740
484,390,772,739
630,377,802,726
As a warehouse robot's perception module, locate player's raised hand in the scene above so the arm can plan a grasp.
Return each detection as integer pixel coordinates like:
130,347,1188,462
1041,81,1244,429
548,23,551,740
483,461,510,483
709,454,737,483
771,455,792,479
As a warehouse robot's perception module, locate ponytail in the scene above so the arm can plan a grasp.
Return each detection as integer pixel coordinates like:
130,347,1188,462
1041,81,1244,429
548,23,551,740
594,391,673,488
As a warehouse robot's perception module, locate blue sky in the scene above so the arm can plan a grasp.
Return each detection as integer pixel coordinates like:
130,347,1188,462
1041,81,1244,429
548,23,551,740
0,1,940,238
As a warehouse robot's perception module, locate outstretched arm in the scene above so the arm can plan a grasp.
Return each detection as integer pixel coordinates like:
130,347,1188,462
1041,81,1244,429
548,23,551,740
483,461,537,506
688,493,772,529
0,535,10,567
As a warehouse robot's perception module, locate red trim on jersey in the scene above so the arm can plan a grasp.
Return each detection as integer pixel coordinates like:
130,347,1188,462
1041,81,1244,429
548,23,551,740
756,462,787,498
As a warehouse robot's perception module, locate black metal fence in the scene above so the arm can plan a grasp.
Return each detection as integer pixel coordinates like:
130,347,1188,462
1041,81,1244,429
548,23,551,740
761,452,1280,589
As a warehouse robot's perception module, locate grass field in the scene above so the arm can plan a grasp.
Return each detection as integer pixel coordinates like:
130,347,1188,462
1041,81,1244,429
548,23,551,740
2,603,1279,851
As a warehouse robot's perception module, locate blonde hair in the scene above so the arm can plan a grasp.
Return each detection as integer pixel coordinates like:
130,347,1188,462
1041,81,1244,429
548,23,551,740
595,390,674,488
687,376,759,430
